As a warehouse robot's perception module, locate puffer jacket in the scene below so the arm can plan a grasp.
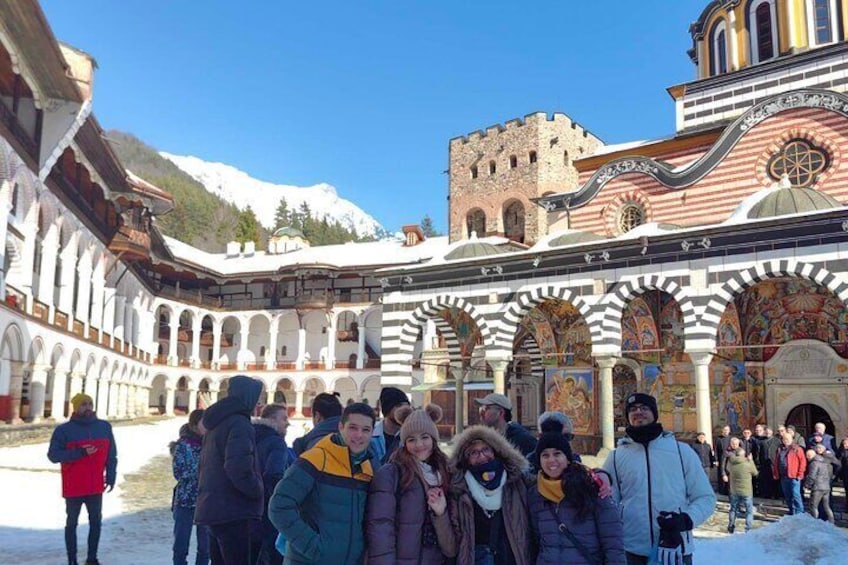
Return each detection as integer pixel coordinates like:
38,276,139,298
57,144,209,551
194,375,264,525
292,416,341,455
727,454,758,497
804,455,834,491
171,427,203,508
447,425,533,565
602,430,715,558
269,433,375,565
47,413,118,498
528,482,624,565
365,462,457,565
773,443,806,480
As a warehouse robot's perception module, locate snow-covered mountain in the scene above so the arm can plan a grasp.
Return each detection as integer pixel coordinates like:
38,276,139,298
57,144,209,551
160,152,385,237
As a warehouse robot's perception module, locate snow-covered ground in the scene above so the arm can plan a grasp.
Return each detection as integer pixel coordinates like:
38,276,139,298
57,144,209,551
1,418,847,564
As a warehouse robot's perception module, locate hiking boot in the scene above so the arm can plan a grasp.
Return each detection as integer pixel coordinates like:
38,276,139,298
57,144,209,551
727,524,735,534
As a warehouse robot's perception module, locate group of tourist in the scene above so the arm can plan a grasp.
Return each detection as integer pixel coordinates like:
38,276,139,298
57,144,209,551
693,421,848,532
48,380,721,565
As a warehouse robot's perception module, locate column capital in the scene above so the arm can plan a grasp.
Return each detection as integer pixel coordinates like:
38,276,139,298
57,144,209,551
592,354,620,370
687,350,714,366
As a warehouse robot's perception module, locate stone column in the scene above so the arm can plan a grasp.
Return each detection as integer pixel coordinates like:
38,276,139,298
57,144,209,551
295,389,304,417
36,235,58,308
102,287,117,343
212,321,222,369
57,244,78,323
75,259,92,328
7,361,25,423
51,369,70,421
18,222,36,311
727,8,739,71
296,329,307,370
326,325,336,370
357,319,366,369
89,264,105,330
126,384,136,417
188,388,199,411
0,201,9,299
238,325,250,370
28,364,50,423
116,383,127,418
168,310,179,366
266,319,279,371
113,295,127,345
96,378,110,416
124,302,135,353
595,356,618,451
489,357,510,395
690,351,715,446
191,315,202,368
164,380,175,416
67,372,84,417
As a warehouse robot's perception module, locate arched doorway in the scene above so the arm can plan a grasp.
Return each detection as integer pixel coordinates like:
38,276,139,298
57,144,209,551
785,403,834,441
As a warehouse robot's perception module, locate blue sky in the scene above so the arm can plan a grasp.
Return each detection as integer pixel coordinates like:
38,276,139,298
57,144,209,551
41,1,702,234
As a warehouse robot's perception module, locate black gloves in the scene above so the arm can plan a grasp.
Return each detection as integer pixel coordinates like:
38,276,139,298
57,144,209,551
656,511,692,565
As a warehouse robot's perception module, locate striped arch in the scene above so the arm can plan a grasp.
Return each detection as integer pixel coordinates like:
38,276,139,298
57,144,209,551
397,294,495,373
600,274,697,350
497,285,596,357
700,259,848,349
513,333,543,381
432,316,462,367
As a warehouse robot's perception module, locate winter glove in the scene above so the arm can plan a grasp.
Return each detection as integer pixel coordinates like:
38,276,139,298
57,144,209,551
655,511,693,565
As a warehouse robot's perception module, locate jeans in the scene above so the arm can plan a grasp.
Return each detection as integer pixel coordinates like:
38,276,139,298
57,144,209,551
728,494,754,532
65,494,103,564
173,505,210,565
809,490,835,523
780,478,804,515
474,545,495,565
208,520,252,565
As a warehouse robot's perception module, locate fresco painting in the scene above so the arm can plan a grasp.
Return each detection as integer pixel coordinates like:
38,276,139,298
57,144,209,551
545,367,594,434
613,364,637,431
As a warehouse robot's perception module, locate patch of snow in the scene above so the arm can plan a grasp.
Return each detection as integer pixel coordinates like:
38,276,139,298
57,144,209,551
160,152,385,237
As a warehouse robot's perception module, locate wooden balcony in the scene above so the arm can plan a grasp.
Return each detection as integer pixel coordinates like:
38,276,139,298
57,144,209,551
295,293,333,310
108,225,151,262
276,361,297,370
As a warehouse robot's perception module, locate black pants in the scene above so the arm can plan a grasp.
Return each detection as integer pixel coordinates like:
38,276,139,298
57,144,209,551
65,494,103,564
626,551,693,564
208,520,252,565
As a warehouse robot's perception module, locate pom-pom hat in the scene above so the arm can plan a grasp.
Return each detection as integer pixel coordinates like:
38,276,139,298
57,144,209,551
396,404,443,443
533,418,574,470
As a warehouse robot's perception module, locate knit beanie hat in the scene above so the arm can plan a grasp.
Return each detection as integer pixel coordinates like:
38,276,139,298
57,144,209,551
533,418,574,470
397,404,443,443
71,393,93,411
625,392,658,421
379,387,409,417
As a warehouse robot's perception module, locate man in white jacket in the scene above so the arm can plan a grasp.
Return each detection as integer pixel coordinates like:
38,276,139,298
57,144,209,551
603,393,716,565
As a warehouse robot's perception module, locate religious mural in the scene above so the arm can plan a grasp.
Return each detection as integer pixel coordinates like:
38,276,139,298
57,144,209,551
438,308,482,363
612,364,637,431
545,367,594,434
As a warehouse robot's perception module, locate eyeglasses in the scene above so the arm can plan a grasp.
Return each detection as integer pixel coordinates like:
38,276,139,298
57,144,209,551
465,446,494,460
627,404,652,414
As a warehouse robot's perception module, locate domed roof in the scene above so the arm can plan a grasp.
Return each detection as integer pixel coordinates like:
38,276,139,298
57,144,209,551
548,230,605,248
748,187,841,219
272,226,305,239
444,240,506,261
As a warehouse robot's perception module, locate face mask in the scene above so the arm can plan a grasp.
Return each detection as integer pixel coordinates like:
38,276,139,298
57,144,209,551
468,459,505,490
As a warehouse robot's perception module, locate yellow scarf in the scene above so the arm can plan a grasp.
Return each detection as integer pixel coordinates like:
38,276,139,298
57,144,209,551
537,474,564,503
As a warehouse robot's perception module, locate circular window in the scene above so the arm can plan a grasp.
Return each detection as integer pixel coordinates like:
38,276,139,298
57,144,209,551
767,139,830,188
617,202,645,234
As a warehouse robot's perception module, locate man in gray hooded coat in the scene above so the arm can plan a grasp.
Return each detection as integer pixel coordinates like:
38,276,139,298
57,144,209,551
195,375,264,564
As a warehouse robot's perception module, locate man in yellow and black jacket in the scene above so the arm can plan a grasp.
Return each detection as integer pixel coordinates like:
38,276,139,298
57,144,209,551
269,402,377,565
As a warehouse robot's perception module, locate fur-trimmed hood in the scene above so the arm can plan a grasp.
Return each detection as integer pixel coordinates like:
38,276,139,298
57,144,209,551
448,425,529,478
252,417,282,433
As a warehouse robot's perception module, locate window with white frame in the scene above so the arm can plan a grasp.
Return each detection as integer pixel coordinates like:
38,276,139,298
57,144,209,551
807,0,838,46
710,20,729,75
749,0,778,64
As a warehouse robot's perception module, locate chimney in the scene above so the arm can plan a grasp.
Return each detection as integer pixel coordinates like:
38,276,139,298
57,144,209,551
226,241,241,257
243,241,256,256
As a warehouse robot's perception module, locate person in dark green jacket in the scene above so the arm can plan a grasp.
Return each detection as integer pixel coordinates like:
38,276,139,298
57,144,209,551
268,402,377,565
727,448,758,533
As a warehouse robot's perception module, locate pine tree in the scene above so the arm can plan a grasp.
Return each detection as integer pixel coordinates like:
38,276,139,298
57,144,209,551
421,215,441,237
274,197,290,230
234,206,262,245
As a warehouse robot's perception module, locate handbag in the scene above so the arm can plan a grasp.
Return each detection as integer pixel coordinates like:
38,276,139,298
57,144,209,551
547,505,604,565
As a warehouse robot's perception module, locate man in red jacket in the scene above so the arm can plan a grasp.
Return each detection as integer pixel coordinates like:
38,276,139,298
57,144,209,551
773,430,806,515
48,393,118,565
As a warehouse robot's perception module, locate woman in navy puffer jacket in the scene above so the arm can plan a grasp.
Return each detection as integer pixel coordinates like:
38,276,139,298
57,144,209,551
170,409,209,565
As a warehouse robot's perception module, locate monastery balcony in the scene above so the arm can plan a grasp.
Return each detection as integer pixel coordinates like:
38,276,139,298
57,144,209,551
0,100,37,160
295,293,333,310
107,225,151,262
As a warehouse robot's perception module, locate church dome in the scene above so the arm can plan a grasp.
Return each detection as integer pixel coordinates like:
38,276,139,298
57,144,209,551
272,226,305,239
747,187,841,219
444,240,506,261
548,230,605,248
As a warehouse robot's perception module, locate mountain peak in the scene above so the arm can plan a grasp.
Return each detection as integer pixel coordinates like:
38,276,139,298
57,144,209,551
160,152,383,236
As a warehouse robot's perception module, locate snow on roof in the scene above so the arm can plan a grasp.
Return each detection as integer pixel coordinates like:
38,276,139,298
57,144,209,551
162,234,452,275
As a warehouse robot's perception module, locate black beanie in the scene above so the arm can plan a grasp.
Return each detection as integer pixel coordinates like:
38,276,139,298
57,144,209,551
379,387,409,417
533,419,574,471
625,392,658,421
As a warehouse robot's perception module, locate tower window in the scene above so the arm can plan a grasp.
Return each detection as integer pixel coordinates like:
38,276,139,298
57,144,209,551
767,139,830,187
811,0,835,45
466,208,486,238
509,155,518,169
563,150,570,166
529,151,537,164
710,21,728,75
470,165,478,179
617,202,645,234
751,1,776,63
489,161,496,175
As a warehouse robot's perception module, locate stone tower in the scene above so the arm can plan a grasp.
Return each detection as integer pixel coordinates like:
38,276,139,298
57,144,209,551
448,112,602,245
